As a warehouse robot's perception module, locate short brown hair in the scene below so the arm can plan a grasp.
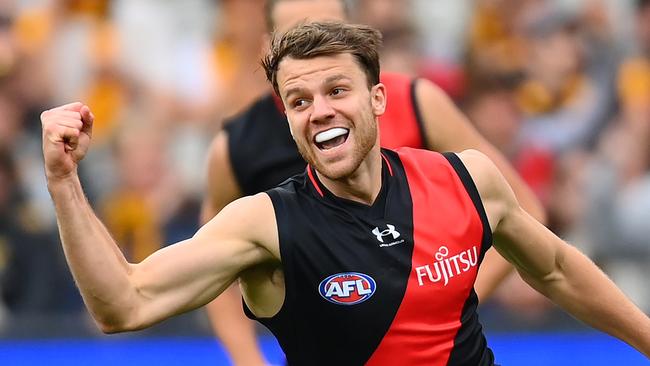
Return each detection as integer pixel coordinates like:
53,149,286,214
262,21,382,96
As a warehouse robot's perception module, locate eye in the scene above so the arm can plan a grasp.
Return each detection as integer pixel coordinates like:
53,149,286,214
330,87,346,96
292,98,310,110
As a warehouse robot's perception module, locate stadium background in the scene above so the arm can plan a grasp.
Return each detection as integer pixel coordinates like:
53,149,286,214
1,0,649,364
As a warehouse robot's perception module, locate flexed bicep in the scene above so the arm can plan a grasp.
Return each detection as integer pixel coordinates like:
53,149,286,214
113,193,278,332
458,150,566,288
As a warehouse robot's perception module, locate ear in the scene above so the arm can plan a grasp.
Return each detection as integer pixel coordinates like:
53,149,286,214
370,83,387,117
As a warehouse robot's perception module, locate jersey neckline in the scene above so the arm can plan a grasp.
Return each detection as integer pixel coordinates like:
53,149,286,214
306,150,395,218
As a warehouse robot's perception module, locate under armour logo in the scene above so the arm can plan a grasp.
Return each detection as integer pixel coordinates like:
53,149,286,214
372,224,400,243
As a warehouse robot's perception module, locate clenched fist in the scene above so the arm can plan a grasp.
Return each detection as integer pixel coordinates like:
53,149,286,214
41,102,94,181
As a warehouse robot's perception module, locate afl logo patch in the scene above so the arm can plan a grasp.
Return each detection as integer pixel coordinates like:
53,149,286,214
318,272,376,305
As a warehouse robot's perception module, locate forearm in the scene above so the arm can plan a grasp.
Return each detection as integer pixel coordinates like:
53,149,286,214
494,199,648,355
463,150,649,356
48,174,136,330
525,244,650,356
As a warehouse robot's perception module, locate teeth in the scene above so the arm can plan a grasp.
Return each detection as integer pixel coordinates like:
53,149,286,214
315,128,348,143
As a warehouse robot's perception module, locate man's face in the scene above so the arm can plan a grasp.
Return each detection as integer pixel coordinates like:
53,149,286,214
271,0,346,34
276,53,386,180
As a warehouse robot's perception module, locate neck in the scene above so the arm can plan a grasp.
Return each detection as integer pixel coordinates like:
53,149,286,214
316,145,383,205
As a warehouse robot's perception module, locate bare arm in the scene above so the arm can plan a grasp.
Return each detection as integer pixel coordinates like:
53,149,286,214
415,79,546,301
460,150,650,357
42,103,277,333
200,131,243,224
201,131,268,366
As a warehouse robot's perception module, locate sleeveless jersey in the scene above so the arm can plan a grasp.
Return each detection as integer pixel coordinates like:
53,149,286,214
224,72,427,196
248,148,495,365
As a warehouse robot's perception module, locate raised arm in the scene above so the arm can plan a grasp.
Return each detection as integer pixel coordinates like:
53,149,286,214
201,131,268,366
415,79,546,301
42,103,277,333
459,149,650,357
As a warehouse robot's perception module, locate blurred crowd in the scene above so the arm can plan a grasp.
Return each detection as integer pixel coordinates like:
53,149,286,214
0,0,649,338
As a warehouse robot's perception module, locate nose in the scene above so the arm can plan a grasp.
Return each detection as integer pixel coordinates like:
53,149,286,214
309,95,335,123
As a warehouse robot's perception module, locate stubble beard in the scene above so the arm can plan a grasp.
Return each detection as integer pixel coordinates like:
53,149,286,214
295,113,377,181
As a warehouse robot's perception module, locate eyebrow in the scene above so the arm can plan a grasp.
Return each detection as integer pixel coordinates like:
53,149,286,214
323,74,353,85
284,86,307,101
283,74,353,100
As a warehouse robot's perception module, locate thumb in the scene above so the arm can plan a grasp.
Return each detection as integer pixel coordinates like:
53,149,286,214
79,105,94,135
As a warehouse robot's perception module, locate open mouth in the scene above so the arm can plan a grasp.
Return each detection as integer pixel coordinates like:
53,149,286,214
314,127,350,150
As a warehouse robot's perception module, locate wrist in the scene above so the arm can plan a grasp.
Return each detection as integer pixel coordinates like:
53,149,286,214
46,170,80,191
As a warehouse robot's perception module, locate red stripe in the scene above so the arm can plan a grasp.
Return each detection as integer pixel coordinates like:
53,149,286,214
306,165,324,197
367,148,483,365
381,152,393,176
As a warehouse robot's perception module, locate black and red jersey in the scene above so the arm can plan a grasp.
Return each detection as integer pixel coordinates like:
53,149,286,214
224,72,427,196
247,148,495,365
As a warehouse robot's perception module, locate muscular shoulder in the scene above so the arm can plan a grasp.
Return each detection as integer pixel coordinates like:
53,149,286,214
456,150,518,231
200,193,279,260
264,171,308,204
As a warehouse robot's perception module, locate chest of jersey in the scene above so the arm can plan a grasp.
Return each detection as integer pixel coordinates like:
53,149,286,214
262,149,492,365
285,175,482,321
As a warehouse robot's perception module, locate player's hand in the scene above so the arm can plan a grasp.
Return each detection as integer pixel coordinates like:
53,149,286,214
41,102,94,181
